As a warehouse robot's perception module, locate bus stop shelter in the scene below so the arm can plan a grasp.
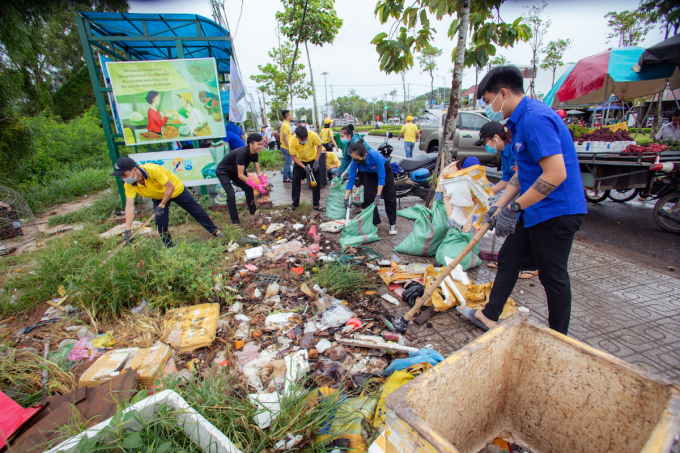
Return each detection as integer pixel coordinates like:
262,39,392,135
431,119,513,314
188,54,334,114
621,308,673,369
76,12,233,205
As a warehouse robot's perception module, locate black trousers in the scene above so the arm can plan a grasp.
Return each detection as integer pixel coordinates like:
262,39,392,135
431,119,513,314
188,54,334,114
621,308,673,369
152,188,219,248
482,214,584,335
362,162,397,226
216,171,257,225
291,159,321,208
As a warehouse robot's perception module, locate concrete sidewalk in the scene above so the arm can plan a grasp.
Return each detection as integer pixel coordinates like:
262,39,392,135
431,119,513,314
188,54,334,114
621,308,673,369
265,173,680,383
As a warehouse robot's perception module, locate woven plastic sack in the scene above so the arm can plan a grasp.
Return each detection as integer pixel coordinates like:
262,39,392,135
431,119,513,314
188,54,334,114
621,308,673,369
393,200,448,256
326,177,348,220
435,229,481,270
339,204,380,248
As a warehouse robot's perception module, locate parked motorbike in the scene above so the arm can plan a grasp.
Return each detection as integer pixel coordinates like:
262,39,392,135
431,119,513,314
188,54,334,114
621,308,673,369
647,171,680,233
377,132,438,201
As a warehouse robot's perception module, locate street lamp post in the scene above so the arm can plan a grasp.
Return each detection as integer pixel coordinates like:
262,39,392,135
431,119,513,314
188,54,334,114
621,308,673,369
321,72,329,118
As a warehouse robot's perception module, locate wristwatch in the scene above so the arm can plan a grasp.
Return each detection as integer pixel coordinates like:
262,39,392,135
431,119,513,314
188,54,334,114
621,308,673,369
510,201,523,213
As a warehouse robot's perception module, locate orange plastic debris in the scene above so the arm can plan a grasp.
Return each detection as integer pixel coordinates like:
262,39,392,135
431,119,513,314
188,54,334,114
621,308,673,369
365,291,377,295
291,267,304,275
235,340,245,350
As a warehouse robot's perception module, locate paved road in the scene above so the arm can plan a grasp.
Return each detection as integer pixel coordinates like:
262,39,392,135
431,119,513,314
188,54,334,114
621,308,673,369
363,135,680,277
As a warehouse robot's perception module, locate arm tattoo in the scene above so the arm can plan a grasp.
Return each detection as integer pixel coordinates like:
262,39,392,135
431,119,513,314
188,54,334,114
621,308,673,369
531,177,557,196
508,174,520,188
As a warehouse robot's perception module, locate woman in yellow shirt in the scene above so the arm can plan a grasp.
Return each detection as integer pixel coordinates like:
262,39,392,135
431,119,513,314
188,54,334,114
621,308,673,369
320,118,338,151
326,150,341,180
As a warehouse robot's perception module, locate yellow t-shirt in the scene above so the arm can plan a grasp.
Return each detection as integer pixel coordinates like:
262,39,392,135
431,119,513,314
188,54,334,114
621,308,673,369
124,163,184,200
401,123,419,143
289,131,322,162
280,120,291,150
320,128,334,144
325,151,339,168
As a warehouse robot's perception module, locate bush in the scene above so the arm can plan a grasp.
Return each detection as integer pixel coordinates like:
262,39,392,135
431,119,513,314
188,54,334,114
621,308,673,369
258,148,284,170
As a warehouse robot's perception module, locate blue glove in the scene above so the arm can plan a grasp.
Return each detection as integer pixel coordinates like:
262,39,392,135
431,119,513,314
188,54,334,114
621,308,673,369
344,198,351,209
492,205,519,237
153,205,165,216
374,194,381,206
381,348,445,377
484,205,499,227
312,160,319,172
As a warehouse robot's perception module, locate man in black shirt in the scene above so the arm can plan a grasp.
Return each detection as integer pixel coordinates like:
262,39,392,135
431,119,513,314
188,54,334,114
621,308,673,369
216,133,268,225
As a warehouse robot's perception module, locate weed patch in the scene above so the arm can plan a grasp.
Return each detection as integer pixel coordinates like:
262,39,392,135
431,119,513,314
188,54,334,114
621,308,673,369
258,148,284,171
313,262,376,296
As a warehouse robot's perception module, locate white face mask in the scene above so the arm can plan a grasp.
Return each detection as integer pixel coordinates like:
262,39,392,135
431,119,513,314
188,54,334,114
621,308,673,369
122,170,136,184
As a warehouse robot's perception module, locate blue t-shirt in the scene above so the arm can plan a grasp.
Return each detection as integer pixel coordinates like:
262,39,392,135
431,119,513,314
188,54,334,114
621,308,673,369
224,131,245,151
501,143,516,182
226,122,243,137
346,149,386,190
506,97,587,227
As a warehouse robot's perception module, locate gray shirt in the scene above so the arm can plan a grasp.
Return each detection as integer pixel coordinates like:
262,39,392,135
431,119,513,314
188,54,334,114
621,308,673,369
655,122,680,141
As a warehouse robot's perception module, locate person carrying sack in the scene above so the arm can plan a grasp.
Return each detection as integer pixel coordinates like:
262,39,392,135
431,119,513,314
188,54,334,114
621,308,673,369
343,142,398,235
216,133,268,226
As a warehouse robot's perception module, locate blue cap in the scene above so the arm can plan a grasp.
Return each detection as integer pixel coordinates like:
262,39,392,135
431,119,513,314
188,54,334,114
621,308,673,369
462,157,481,169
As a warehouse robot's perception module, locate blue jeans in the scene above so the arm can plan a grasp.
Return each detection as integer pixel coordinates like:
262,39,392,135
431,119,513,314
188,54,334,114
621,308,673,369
327,168,341,180
281,148,293,180
404,141,415,158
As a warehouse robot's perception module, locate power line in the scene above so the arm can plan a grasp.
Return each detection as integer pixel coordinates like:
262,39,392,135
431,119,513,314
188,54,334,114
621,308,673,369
233,0,245,38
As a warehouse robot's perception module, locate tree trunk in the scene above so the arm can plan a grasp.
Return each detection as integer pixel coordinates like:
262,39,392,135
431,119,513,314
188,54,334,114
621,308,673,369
402,72,407,114
430,73,434,105
552,68,556,87
427,0,470,206
304,42,321,133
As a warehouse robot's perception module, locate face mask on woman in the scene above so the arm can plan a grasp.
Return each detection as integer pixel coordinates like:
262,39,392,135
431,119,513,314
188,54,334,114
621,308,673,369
352,158,365,165
341,138,349,145
484,137,500,154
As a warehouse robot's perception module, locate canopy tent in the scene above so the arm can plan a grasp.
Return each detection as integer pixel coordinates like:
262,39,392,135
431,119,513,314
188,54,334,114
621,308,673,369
634,35,680,73
543,47,680,108
587,104,627,112
76,12,233,205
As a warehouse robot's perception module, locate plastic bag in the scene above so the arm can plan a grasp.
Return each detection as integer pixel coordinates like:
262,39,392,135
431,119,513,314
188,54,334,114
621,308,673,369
401,282,425,307
393,200,448,256
326,177,348,220
381,348,444,377
435,229,481,270
339,204,380,248
67,337,96,361
317,305,355,330
316,392,378,453
373,362,433,428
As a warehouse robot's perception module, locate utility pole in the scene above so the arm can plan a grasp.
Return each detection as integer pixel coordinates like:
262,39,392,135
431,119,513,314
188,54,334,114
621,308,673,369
330,85,334,119
321,71,329,118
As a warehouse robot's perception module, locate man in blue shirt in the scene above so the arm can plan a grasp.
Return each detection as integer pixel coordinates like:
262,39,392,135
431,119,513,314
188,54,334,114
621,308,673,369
224,130,245,151
461,66,586,335
226,117,245,142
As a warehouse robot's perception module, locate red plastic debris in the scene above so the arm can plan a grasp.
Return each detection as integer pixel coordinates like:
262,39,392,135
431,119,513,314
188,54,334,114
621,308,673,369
291,267,304,275
346,318,362,331
244,264,258,272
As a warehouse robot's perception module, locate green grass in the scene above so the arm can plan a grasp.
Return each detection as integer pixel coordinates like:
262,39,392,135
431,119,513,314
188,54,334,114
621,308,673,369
0,229,234,321
258,148,284,170
313,262,376,296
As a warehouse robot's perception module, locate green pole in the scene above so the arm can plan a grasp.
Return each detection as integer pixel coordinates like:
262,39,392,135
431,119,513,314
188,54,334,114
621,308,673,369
76,15,126,207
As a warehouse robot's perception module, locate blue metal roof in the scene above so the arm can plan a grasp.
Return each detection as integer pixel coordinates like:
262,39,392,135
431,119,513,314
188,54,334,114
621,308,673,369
78,12,232,73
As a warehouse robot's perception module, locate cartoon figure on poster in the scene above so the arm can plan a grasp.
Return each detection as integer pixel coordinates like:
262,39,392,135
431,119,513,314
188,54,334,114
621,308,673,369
105,58,226,146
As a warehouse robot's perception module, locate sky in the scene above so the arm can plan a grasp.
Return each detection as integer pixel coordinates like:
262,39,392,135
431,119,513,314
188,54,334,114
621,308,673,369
128,0,669,112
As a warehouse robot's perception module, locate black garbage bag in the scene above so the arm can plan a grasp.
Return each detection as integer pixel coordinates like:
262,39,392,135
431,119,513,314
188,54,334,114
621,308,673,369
402,282,425,307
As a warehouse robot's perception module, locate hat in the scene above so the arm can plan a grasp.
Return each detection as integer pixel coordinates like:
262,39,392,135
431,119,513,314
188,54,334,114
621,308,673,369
406,115,413,122
461,156,481,169
110,156,138,176
176,92,195,105
323,118,332,124
473,122,507,146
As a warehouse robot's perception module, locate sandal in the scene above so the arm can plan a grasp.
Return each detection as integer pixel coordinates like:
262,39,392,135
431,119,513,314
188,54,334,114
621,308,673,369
284,206,297,212
519,270,539,279
283,179,293,183
456,306,489,331
487,262,498,269
313,206,326,212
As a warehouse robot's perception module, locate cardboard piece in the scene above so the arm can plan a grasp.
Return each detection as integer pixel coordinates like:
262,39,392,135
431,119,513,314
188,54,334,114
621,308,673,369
127,343,174,388
79,348,138,388
163,303,219,353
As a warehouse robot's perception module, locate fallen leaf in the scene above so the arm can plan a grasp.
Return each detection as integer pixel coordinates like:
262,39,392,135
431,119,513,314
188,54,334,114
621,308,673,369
300,283,315,297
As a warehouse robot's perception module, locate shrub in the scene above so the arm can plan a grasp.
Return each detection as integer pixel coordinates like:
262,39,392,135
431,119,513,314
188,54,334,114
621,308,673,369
258,148,284,170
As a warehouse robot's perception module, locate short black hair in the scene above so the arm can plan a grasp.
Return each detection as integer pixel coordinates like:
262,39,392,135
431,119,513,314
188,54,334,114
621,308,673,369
298,120,306,125
673,110,680,118
349,141,367,157
476,66,524,99
295,126,308,140
247,133,263,145
145,90,159,104
282,110,291,119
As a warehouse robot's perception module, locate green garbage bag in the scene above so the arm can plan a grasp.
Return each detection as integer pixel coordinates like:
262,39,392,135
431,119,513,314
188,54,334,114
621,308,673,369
435,228,481,270
393,200,448,256
326,177,348,220
339,204,380,248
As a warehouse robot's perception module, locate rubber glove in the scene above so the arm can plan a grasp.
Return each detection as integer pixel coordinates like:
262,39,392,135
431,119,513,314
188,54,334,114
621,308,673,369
492,206,519,237
258,174,268,186
153,205,165,216
342,172,349,181
381,348,444,377
374,194,381,206
344,197,351,209
122,229,132,245
304,165,313,176
484,205,499,227
312,160,319,172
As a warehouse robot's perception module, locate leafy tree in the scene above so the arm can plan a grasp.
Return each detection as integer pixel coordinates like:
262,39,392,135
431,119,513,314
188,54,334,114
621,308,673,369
295,107,313,121
639,0,679,39
523,0,551,98
0,0,129,115
251,42,312,120
418,46,442,106
371,0,531,170
540,38,572,87
489,55,510,67
277,0,343,131
605,9,653,46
